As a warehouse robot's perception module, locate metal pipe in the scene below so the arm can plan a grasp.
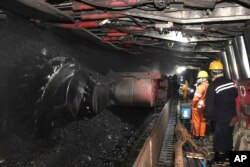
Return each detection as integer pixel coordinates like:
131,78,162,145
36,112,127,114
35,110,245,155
102,29,121,33
225,43,240,80
232,36,250,79
53,2,72,9
101,26,144,33
221,51,232,79
123,26,145,31
72,1,95,11
79,0,139,8
63,21,100,28
108,0,138,7
101,36,121,42
81,12,125,20
107,32,128,37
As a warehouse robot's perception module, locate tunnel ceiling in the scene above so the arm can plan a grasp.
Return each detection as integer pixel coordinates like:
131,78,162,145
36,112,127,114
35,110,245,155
1,0,250,71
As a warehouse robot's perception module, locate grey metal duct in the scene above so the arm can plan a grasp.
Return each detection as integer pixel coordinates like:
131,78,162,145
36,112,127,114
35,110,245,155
232,36,250,79
221,51,231,79
225,43,240,80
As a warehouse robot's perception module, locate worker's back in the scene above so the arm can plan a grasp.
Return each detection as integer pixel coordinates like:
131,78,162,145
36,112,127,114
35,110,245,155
182,82,189,101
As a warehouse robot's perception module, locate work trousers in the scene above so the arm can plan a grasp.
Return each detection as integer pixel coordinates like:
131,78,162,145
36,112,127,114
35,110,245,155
192,108,206,137
213,120,234,152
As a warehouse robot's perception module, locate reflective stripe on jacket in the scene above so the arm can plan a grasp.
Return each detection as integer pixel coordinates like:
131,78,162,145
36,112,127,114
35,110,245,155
205,76,238,121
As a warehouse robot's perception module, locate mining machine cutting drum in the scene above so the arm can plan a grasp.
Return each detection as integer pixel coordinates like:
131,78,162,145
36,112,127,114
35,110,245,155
34,60,161,137
34,58,110,137
91,84,110,114
112,77,157,107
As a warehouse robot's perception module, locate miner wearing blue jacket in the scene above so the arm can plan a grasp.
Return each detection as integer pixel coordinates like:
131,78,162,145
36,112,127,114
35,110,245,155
205,60,238,164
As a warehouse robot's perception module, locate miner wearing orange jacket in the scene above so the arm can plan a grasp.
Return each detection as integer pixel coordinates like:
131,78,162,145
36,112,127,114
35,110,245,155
192,70,209,139
182,80,189,101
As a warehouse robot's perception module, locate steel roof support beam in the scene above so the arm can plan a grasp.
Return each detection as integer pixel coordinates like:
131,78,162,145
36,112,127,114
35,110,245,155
123,5,250,24
141,31,231,43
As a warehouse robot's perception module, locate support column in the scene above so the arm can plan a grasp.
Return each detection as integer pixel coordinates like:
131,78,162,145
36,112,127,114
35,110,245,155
221,51,231,79
232,36,250,79
225,41,240,80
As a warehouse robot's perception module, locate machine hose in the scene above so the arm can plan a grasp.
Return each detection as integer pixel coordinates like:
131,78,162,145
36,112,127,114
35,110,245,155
174,122,209,167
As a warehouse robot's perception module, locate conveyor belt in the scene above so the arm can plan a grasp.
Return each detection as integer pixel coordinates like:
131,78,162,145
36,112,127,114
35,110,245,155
133,99,172,167
158,100,177,167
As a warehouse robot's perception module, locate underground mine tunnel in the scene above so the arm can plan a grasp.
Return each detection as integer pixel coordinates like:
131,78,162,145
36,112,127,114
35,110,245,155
0,8,169,167
1,0,250,167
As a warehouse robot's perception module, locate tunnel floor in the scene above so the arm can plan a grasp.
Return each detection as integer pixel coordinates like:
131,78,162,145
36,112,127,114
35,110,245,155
178,98,231,167
0,107,155,167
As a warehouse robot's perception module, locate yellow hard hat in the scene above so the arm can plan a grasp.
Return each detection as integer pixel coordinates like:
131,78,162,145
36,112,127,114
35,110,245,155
197,70,209,78
209,60,223,70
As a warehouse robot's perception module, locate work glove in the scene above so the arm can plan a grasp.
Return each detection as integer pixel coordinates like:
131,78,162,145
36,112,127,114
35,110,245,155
197,100,205,111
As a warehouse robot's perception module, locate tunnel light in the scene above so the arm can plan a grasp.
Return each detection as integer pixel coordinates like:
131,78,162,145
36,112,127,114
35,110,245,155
189,88,194,93
176,66,187,74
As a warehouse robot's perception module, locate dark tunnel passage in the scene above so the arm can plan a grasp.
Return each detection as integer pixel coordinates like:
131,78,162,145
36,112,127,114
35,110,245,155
0,11,165,166
2,0,250,166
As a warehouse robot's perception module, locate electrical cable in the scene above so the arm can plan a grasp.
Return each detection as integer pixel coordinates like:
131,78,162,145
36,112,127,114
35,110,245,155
217,27,244,32
125,16,143,26
207,43,226,50
102,24,144,36
79,0,153,10
137,6,159,11
203,32,234,38
208,29,242,36
132,41,164,46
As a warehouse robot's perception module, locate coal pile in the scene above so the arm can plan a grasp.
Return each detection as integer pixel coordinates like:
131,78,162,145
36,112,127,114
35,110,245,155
0,11,155,167
0,108,153,167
